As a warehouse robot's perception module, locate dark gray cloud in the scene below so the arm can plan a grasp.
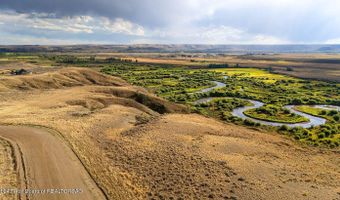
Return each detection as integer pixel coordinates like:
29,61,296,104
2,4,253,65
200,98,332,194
1,0,340,44
0,0,195,27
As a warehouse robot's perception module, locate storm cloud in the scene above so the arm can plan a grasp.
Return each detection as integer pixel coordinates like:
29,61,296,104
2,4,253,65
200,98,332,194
0,0,205,27
0,0,340,44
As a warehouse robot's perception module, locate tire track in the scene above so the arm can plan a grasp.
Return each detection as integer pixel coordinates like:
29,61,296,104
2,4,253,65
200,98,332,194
0,126,106,200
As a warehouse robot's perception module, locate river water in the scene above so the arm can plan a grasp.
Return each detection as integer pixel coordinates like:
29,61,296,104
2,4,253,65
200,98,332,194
193,80,336,128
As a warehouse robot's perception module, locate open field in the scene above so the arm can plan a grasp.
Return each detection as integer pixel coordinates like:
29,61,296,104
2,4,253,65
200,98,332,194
101,62,340,147
90,52,340,82
2,45,340,82
0,67,338,200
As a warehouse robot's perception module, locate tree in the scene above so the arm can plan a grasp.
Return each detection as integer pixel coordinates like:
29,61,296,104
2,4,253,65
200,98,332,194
286,67,294,71
279,125,289,131
291,98,302,105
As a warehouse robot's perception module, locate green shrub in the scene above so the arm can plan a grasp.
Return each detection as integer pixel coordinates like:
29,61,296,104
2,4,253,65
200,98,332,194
320,110,327,115
317,132,325,139
328,110,338,116
279,125,289,131
243,119,255,126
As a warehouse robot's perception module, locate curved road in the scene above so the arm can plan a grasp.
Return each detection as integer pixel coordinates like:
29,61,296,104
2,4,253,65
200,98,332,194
0,126,106,200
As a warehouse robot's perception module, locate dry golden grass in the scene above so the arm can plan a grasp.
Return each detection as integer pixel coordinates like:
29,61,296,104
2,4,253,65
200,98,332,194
0,67,129,91
104,114,340,199
0,139,17,200
0,67,338,200
0,67,186,199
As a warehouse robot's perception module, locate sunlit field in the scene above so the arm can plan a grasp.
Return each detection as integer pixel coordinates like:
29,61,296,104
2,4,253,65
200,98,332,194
100,60,339,148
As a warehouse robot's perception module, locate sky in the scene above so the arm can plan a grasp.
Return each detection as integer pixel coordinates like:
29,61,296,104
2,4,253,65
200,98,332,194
0,0,340,45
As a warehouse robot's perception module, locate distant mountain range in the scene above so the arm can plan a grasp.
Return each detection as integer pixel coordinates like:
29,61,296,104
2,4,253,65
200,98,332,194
1,44,340,53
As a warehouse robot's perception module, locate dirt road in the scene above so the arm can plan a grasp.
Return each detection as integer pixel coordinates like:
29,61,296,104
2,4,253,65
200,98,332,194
0,126,106,200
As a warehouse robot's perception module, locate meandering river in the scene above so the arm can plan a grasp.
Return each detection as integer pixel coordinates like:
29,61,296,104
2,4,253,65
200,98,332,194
198,81,227,93
194,80,336,128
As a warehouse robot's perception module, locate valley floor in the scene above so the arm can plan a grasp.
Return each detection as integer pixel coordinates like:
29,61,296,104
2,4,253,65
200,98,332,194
0,68,338,200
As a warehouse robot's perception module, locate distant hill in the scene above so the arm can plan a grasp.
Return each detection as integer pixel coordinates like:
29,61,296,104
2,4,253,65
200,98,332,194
1,44,340,53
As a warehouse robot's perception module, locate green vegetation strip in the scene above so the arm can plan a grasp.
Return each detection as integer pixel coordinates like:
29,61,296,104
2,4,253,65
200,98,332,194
34,55,340,148
244,105,309,123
